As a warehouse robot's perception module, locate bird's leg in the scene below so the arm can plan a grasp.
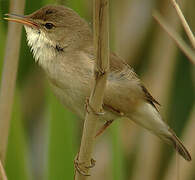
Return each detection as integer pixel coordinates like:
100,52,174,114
94,104,125,137
95,119,114,137
85,97,105,116
74,153,96,176
103,104,124,116
85,99,123,137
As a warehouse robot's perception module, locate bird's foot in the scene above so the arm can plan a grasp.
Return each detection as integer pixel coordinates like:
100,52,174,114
95,120,114,137
95,66,107,76
85,97,105,116
74,154,96,176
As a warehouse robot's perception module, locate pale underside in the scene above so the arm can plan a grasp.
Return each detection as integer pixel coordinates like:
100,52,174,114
15,4,190,161
24,26,169,137
23,24,191,161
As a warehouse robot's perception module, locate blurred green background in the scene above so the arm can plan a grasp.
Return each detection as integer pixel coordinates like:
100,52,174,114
0,0,194,179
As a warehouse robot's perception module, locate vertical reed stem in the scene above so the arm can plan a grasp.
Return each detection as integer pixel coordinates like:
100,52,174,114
0,0,25,162
75,0,109,180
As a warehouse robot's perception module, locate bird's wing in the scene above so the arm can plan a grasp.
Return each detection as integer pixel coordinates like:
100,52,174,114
85,48,160,114
140,84,160,109
109,52,160,109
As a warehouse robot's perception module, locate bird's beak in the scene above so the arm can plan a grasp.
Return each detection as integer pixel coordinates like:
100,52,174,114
4,13,38,27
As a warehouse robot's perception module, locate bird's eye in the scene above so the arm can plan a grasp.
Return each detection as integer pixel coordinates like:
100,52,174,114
44,23,54,29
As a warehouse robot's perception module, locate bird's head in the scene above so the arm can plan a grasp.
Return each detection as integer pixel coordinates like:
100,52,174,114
5,5,92,61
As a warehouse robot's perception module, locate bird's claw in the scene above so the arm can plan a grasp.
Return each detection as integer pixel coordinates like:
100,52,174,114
86,158,96,168
74,154,96,176
85,97,105,116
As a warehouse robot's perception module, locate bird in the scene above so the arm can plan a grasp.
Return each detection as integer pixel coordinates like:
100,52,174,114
4,5,191,161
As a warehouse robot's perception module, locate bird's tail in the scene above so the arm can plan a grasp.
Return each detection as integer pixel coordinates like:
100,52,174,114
160,128,191,161
128,102,191,161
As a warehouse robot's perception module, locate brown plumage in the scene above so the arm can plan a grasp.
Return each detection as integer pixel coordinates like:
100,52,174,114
5,5,191,161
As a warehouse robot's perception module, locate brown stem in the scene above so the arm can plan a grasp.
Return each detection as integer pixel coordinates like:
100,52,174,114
153,11,195,64
0,160,7,180
171,0,195,49
0,0,25,163
74,0,109,179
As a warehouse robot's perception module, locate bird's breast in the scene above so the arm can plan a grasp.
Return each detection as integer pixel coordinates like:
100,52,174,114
44,52,94,118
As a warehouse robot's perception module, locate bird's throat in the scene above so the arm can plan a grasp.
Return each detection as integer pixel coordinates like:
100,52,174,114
24,26,58,65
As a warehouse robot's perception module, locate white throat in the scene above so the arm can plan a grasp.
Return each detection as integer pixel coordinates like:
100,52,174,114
24,26,56,65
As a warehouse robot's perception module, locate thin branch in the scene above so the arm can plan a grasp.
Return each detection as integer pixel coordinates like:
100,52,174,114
0,160,7,180
0,0,25,163
153,11,195,64
171,0,195,49
75,0,109,180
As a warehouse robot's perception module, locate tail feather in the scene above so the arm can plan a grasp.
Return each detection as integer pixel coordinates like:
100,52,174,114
129,102,191,161
165,129,191,161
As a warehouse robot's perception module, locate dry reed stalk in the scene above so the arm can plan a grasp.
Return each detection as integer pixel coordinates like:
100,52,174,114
171,0,195,49
153,11,195,64
88,1,151,178
163,104,195,180
0,0,25,163
131,1,186,179
74,0,109,179
0,160,7,180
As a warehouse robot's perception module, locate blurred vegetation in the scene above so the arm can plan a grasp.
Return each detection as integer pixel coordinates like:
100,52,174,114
0,0,194,180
